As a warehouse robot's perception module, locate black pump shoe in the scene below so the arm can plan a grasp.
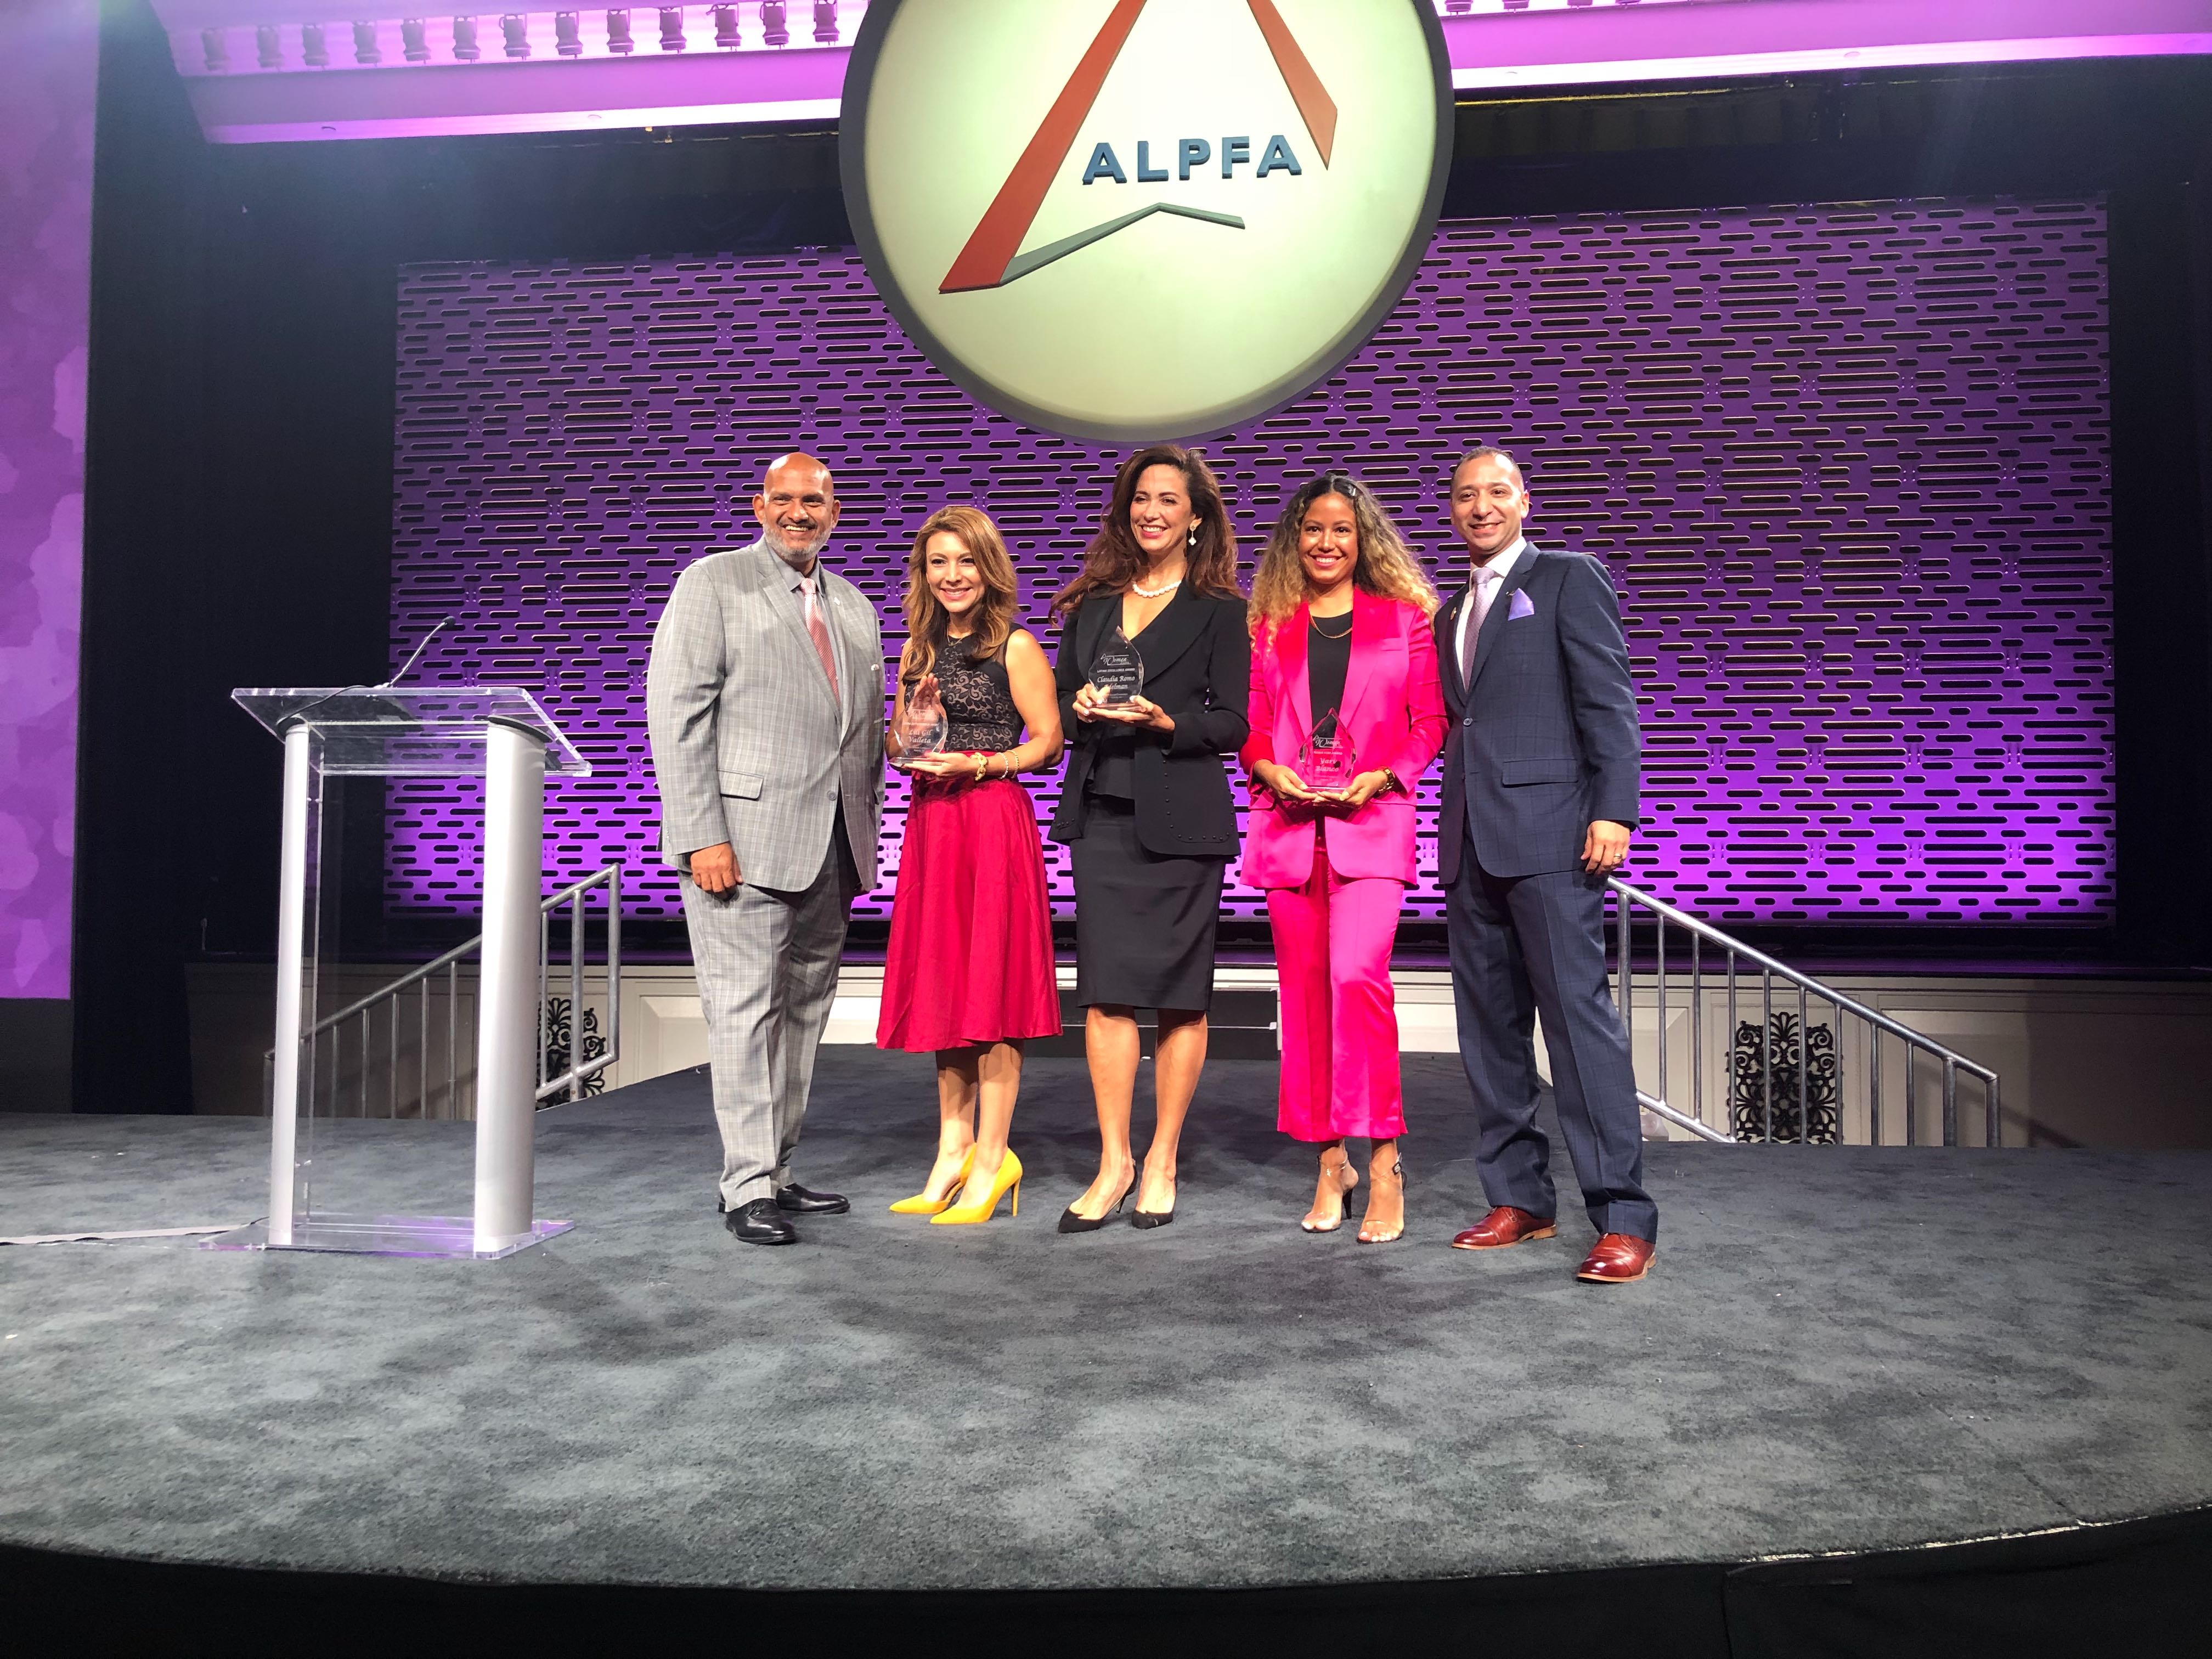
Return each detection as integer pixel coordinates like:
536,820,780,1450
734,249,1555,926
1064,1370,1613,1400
1058,1176,1135,1234
1131,1172,1177,1229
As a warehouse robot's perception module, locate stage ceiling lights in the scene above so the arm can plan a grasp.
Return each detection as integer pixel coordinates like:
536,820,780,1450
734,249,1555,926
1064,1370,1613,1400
147,0,2212,146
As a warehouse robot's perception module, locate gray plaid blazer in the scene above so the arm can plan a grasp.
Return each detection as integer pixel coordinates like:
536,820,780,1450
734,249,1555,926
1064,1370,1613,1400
646,538,885,891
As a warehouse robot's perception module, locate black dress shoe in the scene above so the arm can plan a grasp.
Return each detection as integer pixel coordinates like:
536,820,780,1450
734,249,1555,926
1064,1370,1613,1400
775,1183,849,1215
725,1198,797,1245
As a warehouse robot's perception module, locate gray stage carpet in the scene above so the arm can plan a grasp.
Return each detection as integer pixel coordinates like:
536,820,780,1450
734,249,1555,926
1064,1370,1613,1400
2,1052,2209,1593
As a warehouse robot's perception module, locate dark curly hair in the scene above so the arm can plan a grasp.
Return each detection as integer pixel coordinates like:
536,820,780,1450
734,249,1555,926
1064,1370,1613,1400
1047,444,1243,620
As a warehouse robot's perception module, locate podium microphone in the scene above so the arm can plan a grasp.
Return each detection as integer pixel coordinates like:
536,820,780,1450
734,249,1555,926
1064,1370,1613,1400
280,614,461,731
380,614,456,690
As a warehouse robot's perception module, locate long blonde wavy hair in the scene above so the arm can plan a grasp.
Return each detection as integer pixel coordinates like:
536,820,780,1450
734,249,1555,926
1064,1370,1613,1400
899,505,1019,688
1249,472,1438,635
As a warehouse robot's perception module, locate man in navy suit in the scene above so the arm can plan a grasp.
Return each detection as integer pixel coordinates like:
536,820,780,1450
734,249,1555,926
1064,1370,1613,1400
1433,447,1657,1283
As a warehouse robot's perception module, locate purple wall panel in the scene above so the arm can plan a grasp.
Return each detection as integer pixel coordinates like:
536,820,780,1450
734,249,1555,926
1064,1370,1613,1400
390,198,2113,927
0,1,98,998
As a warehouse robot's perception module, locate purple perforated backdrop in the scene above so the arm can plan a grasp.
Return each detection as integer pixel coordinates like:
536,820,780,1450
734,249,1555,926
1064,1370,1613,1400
0,1,97,998
388,198,2113,927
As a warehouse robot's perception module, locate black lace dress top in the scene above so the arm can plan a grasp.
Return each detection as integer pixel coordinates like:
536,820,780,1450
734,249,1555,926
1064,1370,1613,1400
936,629,1022,752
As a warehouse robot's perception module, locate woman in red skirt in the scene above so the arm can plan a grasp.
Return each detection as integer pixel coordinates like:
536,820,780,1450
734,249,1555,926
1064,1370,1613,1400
878,505,1065,1225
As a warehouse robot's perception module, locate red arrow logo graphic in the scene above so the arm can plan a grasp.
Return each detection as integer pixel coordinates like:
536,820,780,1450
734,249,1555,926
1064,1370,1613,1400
939,0,1339,295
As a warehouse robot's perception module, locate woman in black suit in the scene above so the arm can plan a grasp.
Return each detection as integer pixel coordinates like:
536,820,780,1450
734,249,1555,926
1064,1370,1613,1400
1049,444,1249,1231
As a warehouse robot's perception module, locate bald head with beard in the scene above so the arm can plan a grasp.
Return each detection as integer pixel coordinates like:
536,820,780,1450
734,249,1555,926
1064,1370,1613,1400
754,452,840,572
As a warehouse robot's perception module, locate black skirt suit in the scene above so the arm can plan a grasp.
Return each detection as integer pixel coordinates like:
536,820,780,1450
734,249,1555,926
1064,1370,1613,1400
1050,586,1251,1011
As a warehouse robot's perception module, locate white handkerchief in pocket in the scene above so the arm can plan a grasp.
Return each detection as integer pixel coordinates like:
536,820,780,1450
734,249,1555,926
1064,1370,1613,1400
1508,589,1536,620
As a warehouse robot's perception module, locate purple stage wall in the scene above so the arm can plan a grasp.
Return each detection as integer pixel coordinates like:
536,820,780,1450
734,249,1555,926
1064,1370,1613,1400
0,1,98,998
390,196,2113,928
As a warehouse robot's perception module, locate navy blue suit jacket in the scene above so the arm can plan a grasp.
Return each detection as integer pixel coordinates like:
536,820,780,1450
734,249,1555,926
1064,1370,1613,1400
1433,541,1641,883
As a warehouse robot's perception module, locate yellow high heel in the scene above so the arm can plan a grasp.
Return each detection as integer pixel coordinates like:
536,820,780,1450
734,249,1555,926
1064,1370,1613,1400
929,1149,1023,1226
889,1146,975,1215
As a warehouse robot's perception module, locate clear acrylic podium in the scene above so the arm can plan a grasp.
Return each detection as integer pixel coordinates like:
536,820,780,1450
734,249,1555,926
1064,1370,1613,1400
213,687,591,1259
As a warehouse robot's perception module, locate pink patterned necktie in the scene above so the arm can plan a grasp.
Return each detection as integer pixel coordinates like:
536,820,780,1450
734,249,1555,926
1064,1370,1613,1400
1460,567,1503,679
800,574,840,707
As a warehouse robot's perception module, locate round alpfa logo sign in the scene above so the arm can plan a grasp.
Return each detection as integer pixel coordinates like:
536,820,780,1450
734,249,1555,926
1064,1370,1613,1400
840,0,1453,443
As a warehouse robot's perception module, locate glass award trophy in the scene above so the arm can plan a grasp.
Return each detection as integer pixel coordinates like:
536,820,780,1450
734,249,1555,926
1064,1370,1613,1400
1296,706,1360,795
893,677,950,768
1090,625,1145,707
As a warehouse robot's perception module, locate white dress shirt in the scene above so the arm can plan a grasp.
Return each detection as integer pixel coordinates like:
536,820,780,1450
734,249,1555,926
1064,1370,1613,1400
1457,534,1527,681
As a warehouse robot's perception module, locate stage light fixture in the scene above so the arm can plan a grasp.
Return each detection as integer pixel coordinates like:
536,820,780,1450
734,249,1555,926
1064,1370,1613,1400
556,12,584,54
354,21,382,62
761,0,787,47
606,8,632,52
814,0,838,45
503,15,532,57
713,4,741,48
658,7,685,49
402,18,431,61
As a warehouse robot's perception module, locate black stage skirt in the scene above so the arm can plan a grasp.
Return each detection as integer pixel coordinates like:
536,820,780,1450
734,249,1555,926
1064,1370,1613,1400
1071,794,1225,1012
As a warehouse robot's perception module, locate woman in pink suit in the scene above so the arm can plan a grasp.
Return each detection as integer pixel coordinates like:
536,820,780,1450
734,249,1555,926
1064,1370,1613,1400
1241,474,1447,1243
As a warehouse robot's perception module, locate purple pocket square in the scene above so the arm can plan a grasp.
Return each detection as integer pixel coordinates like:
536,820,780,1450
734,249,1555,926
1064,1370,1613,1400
1508,590,1536,620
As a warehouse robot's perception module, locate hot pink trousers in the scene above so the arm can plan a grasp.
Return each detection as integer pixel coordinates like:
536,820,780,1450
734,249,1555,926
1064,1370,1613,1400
1267,839,1408,1142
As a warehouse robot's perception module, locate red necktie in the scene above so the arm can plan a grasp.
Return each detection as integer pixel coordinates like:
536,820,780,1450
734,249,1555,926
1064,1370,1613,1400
802,576,840,707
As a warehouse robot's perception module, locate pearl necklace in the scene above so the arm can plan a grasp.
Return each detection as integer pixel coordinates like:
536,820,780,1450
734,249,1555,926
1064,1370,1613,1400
1131,573,1184,599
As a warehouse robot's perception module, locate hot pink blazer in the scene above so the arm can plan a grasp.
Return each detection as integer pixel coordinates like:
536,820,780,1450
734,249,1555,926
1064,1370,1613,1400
1238,590,1448,889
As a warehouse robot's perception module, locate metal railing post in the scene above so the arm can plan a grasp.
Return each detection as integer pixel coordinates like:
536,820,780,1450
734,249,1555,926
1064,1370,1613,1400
1726,950,1737,1138
1796,980,1809,1144
607,865,623,1091
569,883,585,1104
1690,931,1702,1137
447,959,458,1120
1761,968,1773,1143
1656,913,1668,1117
1869,1018,1882,1147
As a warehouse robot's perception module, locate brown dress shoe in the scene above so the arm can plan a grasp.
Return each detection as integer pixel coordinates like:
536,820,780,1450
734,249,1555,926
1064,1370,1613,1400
1450,1205,1558,1250
1576,1233,1655,1283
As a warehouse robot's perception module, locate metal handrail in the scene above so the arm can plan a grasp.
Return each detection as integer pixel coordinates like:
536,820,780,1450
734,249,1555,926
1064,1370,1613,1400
266,864,623,1119
1607,877,2001,1148
538,865,623,1103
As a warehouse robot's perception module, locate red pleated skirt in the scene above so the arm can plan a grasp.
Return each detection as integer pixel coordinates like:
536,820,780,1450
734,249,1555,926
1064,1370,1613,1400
877,769,1063,1053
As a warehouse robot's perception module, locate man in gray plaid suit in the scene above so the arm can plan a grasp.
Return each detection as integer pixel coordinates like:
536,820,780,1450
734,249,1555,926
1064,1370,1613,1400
647,453,884,1245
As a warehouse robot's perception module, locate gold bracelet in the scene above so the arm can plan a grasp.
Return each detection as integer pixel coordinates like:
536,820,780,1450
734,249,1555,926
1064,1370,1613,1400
976,753,990,780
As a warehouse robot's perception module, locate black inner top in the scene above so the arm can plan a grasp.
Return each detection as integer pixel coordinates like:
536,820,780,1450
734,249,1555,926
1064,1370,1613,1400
936,630,1020,753
1307,612,1353,738
1085,627,1148,798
